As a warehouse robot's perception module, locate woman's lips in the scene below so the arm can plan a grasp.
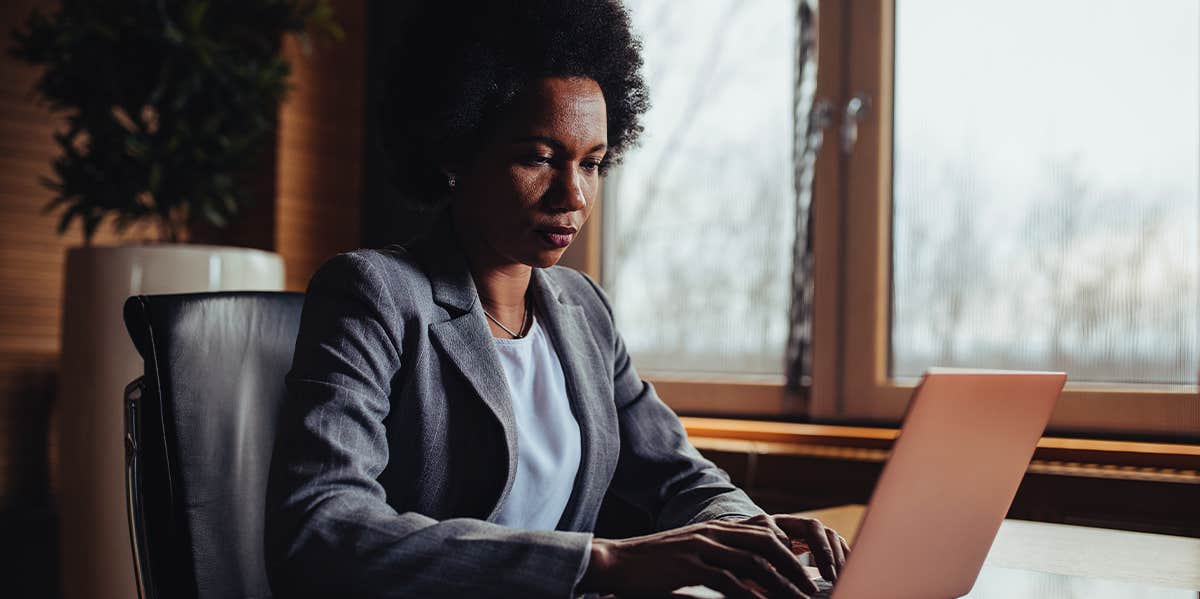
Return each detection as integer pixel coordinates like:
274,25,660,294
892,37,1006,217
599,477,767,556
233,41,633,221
536,226,576,249
537,231,574,248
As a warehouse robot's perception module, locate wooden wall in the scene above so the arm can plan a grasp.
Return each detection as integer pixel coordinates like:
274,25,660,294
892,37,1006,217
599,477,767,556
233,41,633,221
277,0,366,292
0,0,365,591
1,0,100,516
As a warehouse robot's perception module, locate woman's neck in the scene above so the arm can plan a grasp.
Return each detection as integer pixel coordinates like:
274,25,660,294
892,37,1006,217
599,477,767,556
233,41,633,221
472,261,532,313
455,225,533,336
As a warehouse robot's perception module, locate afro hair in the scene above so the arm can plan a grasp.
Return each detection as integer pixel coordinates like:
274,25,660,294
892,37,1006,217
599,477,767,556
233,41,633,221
378,0,651,210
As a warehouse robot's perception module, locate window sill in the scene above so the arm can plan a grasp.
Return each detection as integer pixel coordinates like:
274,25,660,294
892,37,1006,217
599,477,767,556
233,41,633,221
681,417,1200,484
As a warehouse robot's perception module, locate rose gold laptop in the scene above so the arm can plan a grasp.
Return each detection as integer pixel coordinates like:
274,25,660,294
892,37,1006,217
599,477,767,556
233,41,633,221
681,368,1067,599
819,368,1066,598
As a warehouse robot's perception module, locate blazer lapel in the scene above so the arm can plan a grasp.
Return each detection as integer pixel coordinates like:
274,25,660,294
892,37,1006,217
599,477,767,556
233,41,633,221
415,226,519,516
531,269,618,532
428,315,519,509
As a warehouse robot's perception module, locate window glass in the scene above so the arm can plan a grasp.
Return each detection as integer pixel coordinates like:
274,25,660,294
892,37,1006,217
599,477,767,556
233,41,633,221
603,0,796,376
891,0,1200,384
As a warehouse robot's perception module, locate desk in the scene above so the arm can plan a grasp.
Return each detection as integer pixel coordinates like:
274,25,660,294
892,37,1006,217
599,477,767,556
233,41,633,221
797,504,1200,597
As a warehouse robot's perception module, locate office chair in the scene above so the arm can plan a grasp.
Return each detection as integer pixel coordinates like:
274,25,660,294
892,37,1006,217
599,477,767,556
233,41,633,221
123,291,305,599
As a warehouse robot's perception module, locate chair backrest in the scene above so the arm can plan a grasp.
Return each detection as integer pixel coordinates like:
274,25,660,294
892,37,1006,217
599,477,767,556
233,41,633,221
123,291,305,599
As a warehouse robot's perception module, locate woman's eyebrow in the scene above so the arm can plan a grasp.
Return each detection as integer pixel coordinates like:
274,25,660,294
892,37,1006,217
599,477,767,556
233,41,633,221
510,135,607,154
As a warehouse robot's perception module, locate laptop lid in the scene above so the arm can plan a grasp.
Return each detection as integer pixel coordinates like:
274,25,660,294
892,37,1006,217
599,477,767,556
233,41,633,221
831,368,1066,599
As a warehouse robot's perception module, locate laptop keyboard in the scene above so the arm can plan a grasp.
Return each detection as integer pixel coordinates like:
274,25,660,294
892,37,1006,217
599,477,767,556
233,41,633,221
810,578,835,598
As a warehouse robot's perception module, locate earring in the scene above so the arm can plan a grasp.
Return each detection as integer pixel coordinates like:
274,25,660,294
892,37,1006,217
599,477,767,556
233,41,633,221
447,173,457,189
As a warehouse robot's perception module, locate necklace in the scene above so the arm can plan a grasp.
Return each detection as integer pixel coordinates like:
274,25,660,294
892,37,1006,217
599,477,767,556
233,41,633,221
483,298,529,339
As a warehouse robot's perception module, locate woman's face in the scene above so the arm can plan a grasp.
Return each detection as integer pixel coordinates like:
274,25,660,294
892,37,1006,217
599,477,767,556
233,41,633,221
450,76,608,270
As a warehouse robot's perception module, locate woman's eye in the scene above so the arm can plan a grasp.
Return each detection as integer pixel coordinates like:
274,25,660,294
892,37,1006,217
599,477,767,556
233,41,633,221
525,155,552,166
581,160,601,172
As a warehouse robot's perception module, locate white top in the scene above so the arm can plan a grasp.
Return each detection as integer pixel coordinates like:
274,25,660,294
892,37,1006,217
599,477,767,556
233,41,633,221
490,316,582,531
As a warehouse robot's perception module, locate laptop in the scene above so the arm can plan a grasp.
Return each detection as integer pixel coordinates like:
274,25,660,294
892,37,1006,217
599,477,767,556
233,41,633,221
679,368,1066,599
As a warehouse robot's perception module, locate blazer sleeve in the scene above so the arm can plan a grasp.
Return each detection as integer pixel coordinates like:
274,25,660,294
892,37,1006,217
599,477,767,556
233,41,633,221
266,253,591,599
576,272,766,531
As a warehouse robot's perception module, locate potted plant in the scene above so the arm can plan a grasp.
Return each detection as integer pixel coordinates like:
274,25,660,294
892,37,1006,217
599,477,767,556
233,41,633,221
8,2,341,597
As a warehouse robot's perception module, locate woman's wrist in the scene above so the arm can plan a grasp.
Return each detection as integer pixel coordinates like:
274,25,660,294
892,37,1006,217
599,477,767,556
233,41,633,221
577,538,616,593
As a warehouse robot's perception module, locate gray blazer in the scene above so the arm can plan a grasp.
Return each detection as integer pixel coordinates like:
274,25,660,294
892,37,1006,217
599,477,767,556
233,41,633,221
265,227,763,598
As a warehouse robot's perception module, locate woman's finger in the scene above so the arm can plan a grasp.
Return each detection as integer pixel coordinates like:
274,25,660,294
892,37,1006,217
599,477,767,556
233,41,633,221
695,536,810,598
777,516,840,582
706,520,817,594
825,527,846,571
741,513,792,547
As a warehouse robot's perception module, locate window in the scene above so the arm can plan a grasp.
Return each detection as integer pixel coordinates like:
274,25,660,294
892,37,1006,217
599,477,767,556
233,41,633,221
891,0,1198,385
580,0,1200,437
602,0,797,379
820,1,1199,437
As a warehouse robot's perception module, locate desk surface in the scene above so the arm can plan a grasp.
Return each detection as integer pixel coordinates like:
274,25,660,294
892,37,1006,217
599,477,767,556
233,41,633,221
800,504,1200,597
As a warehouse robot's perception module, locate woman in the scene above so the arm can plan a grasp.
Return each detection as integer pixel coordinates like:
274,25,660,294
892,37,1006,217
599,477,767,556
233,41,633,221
266,1,848,597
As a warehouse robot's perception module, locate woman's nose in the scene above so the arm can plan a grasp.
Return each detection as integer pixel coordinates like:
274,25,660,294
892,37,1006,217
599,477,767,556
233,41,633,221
551,167,587,212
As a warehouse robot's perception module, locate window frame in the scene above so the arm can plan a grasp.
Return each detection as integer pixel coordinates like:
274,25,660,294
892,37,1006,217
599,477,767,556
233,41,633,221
826,0,1198,439
563,0,1200,440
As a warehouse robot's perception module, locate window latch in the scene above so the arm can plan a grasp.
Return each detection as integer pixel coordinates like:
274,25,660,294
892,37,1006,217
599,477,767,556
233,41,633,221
840,93,872,154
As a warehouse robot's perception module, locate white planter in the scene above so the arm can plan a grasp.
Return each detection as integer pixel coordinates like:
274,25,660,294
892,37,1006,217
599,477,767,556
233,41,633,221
54,244,284,599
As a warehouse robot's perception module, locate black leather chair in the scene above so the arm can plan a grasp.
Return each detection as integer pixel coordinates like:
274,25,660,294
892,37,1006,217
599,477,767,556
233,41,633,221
123,291,305,599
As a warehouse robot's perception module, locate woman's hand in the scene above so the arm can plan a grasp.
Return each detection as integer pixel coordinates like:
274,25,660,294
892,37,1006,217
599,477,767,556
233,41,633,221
747,513,851,583
579,514,850,598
